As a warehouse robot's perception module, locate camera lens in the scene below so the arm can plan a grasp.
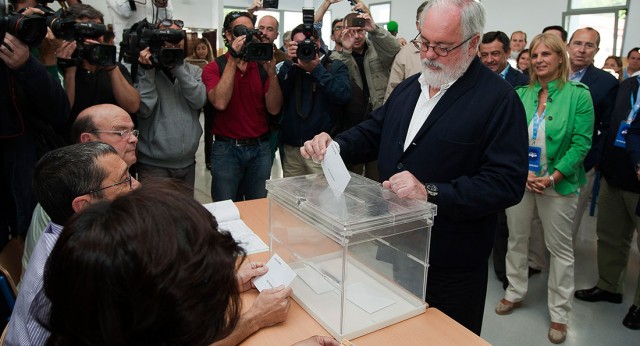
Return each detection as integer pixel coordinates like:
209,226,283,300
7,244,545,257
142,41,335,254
232,24,249,37
8,13,47,45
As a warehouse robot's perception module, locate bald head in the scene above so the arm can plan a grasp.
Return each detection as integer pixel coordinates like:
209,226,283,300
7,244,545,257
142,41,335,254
72,104,138,167
258,15,279,43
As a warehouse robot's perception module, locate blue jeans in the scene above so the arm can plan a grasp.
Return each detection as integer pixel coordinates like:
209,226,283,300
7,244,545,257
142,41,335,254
210,140,272,202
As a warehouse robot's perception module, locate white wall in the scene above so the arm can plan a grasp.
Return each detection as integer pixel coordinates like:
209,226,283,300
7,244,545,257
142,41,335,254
71,0,639,55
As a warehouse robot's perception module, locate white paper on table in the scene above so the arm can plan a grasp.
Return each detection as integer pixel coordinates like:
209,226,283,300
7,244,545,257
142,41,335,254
218,219,269,254
252,253,298,292
322,141,351,197
203,200,240,223
297,265,338,294
346,282,395,314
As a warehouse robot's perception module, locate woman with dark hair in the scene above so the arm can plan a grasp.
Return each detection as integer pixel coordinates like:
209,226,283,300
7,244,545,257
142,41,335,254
44,180,244,345
43,179,337,346
495,33,594,344
516,48,530,75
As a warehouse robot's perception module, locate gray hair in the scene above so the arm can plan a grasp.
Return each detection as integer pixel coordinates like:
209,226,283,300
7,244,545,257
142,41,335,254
420,0,486,43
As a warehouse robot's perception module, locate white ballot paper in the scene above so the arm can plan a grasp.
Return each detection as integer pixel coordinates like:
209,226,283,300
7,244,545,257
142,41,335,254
203,200,269,254
346,282,395,314
322,141,351,197
252,253,298,292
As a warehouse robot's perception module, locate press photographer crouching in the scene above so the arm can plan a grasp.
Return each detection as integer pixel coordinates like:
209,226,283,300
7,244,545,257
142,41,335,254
0,0,69,247
55,3,139,138
133,18,206,191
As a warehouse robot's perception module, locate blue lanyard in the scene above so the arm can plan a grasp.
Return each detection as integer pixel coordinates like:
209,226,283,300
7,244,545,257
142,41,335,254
531,109,546,144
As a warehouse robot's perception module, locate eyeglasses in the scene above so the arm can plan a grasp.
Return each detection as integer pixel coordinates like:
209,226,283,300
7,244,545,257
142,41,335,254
412,35,475,57
80,173,132,196
90,129,139,139
158,19,184,29
570,41,597,50
333,25,343,31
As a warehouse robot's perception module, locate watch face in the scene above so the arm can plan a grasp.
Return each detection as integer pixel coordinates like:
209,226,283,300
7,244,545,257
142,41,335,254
426,184,438,196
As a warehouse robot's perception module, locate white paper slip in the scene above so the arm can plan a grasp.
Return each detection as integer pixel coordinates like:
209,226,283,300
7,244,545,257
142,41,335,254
322,141,351,197
203,199,240,223
218,219,269,255
346,282,395,314
252,253,297,292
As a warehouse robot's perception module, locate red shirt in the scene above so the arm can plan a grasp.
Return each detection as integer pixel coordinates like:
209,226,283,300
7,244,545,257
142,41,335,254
202,53,271,139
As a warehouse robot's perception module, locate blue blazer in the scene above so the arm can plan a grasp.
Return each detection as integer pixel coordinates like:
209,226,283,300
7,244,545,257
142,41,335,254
335,58,529,269
580,64,619,171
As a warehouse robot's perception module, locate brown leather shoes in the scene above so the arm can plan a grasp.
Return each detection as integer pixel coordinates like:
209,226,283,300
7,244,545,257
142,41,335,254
495,298,522,315
548,322,567,344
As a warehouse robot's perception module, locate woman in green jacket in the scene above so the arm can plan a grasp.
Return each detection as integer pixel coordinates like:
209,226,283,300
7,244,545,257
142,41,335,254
495,33,594,344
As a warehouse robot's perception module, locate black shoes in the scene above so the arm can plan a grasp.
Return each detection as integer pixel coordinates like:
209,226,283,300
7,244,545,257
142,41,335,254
574,286,623,303
623,305,640,330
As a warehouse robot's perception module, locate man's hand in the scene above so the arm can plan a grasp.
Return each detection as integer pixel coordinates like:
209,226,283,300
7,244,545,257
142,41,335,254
138,47,153,65
359,13,377,32
56,40,77,60
38,28,63,66
340,29,355,52
352,1,372,16
382,171,427,199
247,285,292,328
291,335,340,346
297,52,321,73
286,41,298,61
301,132,333,162
229,35,247,61
236,261,268,292
247,0,262,14
261,57,278,77
0,33,30,70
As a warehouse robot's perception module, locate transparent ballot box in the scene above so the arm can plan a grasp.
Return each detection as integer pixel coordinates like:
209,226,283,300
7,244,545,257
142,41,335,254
266,173,436,340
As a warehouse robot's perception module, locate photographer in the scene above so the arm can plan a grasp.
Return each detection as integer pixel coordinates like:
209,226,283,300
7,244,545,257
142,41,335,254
331,3,400,181
107,0,173,52
202,11,282,202
0,3,69,248
278,23,350,177
56,3,139,136
135,19,206,190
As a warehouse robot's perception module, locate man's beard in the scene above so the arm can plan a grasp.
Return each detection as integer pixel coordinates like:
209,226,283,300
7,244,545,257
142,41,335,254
421,50,474,88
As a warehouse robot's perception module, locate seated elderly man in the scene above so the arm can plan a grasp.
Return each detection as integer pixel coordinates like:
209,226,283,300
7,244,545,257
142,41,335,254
6,142,141,344
22,104,138,271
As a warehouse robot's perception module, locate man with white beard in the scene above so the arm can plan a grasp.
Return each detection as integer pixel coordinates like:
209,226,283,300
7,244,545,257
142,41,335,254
300,0,528,335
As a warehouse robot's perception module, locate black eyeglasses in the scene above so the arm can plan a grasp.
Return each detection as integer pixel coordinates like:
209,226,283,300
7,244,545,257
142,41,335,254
412,35,475,57
81,174,132,196
158,19,184,29
90,129,139,139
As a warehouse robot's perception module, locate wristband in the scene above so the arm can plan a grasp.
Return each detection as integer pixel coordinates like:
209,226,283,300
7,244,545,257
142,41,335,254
549,175,555,189
57,57,79,71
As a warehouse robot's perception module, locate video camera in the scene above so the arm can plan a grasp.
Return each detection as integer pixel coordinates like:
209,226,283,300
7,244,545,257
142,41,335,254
120,19,185,69
229,24,272,62
296,8,317,62
47,9,115,67
0,0,48,46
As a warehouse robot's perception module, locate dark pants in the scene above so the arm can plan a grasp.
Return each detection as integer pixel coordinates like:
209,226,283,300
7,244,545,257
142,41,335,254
203,104,214,165
426,264,489,335
492,209,509,281
137,162,196,193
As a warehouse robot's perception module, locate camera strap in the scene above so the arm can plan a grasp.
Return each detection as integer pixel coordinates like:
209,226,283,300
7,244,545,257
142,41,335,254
129,0,137,11
57,58,80,71
226,45,242,59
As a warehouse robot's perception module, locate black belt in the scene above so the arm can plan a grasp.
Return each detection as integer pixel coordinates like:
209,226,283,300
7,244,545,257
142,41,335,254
214,133,270,146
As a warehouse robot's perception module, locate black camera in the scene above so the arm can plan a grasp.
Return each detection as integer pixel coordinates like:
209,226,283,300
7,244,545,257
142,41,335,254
47,9,115,67
263,0,278,9
0,0,48,46
296,8,317,62
120,19,185,68
231,24,272,62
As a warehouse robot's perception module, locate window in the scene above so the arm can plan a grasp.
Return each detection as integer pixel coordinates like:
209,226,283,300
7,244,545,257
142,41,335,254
564,0,628,67
370,2,391,29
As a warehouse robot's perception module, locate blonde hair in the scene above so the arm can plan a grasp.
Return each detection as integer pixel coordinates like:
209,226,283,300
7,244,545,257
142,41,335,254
528,33,569,89
190,38,214,62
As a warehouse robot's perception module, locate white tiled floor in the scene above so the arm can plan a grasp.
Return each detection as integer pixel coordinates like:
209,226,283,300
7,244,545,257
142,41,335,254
193,124,639,344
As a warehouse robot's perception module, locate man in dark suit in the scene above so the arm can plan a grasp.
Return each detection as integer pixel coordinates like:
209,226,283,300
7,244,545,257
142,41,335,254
479,30,529,289
479,31,529,87
567,27,619,237
575,75,639,330
301,0,528,335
